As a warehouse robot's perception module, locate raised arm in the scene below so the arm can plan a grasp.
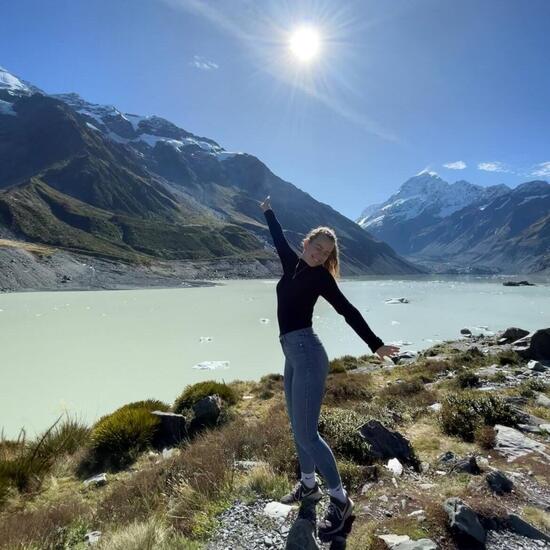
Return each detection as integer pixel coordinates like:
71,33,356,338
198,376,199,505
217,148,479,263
319,269,384,354
262,207,298,274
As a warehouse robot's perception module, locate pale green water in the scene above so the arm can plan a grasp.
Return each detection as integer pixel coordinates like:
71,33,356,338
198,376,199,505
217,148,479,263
1,275,549,438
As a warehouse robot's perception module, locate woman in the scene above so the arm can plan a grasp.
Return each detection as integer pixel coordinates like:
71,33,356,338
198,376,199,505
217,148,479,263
259,194,400,537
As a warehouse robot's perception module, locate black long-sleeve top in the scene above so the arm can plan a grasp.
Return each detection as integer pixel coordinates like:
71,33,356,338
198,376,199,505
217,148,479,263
263,208,384,353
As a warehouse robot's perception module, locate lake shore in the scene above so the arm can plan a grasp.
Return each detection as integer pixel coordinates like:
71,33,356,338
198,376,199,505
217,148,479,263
2,245,549,294
0,246,281,293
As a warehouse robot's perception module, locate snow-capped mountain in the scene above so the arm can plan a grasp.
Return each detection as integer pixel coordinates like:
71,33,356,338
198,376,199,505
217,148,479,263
0,66,422,276
357,171,509,230
357,172,550,274
0,66,43,96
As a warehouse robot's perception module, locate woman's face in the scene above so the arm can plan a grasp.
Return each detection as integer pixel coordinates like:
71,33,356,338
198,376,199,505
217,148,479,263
302,235,334,267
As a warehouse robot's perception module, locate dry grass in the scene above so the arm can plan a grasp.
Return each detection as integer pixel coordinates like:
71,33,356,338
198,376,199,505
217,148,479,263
0,238,55,257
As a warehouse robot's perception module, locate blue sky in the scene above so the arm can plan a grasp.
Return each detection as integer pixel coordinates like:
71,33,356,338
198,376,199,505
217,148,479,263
2,0,549,219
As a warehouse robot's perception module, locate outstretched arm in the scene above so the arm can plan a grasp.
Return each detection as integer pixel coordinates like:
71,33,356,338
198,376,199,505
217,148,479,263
319,269,386,354
260,196,298,273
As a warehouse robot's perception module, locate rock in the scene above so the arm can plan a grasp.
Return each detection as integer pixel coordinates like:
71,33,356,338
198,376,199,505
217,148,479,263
151,410,188,447
428,403,441,412
83,473,107,487
443,497,486,544
385,298,409,304
529,361,549,373
486,470,514,494
162,447,175,460
234,460,268,471
263,501,293,520
505,514,550,542
84,531,101,545
378,534,438,549
386,458,403,476
494,424,550,462
475,364,501,378
449,456,481,475
461,328,472,336
358,419,420,471
535,392,550,407
514,328,550,361
503,280,535,286
190,394,222,432
438,451,457,463
499,327,530,343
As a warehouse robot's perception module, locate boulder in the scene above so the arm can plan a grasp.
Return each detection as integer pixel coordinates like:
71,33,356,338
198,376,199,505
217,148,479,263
486,470,514,494
151,411,188,448
358,419,420,471
190,394,222,432
535,392,550,408
499,327,530,344
505,514,550,542
449,456,481,475
494,424,550,462
513,328,550,361
443,497,486,544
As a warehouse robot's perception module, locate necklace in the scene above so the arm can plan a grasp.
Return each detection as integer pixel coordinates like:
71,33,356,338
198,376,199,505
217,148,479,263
292,258,309,280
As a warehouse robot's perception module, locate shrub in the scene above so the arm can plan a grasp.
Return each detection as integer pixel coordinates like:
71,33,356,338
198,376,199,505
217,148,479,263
474,424,496,450
379,378,424,398
329,355,361,373
518,379,549,398
325,373,373,403
173,381,238,414
80,399,170,473
487,371,507,383
439,391,522,442
402,359,451,383
454,369,481,389
495,350,522,366
318,407,372,464
337,458,373,492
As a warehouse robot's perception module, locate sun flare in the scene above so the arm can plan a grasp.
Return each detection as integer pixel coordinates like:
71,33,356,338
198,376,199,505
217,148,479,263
289,26,321,62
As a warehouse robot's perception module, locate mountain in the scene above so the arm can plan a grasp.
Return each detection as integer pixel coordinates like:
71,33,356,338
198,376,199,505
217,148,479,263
0,66,422,280
357,172,550,274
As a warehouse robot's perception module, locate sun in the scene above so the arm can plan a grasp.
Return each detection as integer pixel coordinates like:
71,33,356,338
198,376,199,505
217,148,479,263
289,26,321,62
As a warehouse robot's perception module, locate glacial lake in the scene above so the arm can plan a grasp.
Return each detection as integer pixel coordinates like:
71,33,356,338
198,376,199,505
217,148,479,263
1,274,549,439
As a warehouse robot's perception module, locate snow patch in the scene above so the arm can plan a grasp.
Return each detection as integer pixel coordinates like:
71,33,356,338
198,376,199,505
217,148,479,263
0,99,16,116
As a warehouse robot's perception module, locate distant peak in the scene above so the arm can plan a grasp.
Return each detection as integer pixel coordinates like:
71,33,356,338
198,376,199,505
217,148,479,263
416,169,439,177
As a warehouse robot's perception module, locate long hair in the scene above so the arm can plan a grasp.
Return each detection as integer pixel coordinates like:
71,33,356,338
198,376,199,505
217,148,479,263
301,226,340,280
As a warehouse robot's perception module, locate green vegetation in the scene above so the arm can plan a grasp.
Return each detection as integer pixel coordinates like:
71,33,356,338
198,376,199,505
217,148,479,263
173,380,239,414
439,391,522,441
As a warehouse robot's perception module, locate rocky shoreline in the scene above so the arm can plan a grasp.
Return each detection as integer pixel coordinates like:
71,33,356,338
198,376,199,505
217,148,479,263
0,246,281,293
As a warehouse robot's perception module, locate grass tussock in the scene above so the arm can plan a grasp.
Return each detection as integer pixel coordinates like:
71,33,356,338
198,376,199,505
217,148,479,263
173,380,238,414
78,400,170,476
1,415,90,502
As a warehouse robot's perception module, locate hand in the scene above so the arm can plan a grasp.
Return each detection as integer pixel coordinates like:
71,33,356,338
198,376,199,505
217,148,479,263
259,195,272,212
375,344,400,361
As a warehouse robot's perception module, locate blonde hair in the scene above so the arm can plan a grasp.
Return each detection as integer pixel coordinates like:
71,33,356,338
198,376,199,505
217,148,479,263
301,226,340,280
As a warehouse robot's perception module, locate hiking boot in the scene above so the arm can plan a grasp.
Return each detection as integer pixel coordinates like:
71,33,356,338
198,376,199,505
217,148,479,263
318,494,354,536
279,480,323,505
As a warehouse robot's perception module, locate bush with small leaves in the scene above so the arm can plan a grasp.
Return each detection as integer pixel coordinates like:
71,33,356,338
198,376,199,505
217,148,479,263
439,391,522,442
318,407,372,464
173,381,238,414
454,369,481,389
518,379,549,398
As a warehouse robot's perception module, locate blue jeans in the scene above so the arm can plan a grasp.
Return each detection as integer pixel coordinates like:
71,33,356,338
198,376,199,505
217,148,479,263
278,327,342,489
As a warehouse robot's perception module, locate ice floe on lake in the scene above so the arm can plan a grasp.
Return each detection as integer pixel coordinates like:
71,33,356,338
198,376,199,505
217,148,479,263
199,336,213,343
192,360,230,370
